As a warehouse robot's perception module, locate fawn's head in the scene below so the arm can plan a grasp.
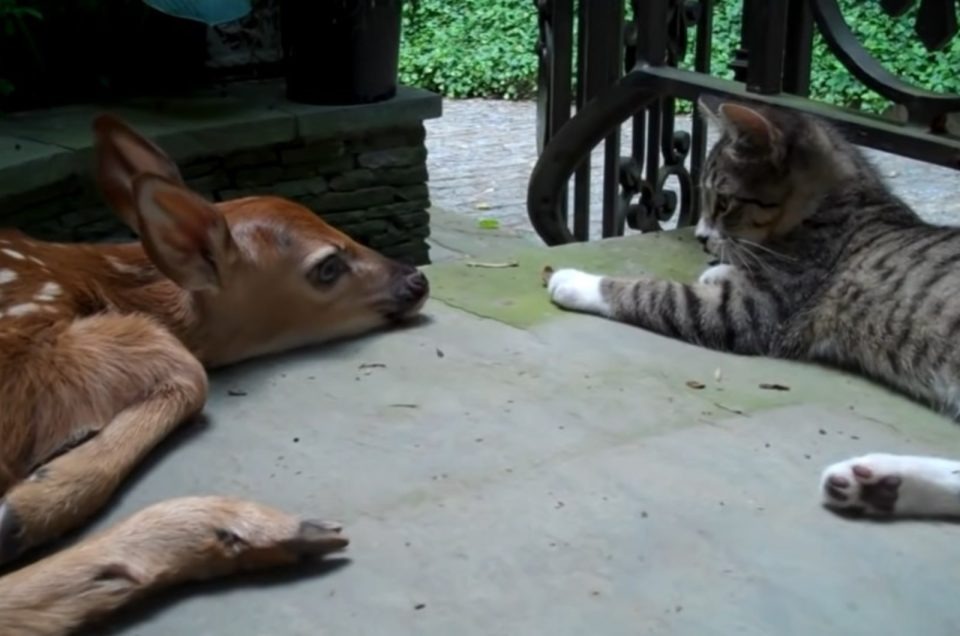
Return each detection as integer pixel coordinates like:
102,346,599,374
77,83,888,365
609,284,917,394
92,114,429,367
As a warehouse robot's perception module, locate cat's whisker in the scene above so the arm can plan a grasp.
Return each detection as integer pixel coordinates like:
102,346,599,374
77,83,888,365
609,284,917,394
732,241,778,277
735,237,798,262
727,242,765,276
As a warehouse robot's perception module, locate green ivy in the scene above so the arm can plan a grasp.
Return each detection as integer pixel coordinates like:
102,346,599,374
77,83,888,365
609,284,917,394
399,0,960,113
399,0,539,99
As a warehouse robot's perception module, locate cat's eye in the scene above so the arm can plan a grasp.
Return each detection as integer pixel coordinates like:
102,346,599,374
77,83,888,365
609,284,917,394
307,253,347,286
714,193,732,212
736,196,778,209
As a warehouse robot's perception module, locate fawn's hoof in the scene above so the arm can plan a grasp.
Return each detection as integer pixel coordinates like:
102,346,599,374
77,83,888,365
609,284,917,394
0,499,23,565
281,520,349,559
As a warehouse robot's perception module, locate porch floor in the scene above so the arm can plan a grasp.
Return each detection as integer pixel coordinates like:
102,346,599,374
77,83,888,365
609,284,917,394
85,219,960,636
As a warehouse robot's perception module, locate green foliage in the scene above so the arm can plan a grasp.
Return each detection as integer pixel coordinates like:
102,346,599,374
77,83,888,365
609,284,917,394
0,0,43,98
808,2,960,112
399,0,539,99
399,0,960,113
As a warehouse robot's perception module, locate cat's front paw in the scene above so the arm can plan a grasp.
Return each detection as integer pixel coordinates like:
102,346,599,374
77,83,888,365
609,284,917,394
698,264,736,285
546,268,611,315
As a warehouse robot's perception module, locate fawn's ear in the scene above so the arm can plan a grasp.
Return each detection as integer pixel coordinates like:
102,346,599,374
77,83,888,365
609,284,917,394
132,174,238,292
93,113,185,234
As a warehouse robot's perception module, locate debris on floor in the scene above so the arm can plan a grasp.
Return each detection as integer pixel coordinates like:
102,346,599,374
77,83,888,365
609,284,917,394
758,383,790,391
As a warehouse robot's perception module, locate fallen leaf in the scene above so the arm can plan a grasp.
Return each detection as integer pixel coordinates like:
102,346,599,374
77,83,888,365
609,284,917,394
714,368,723,382
541,265,555,287
759,383,790,391
436,348,445,358
359,363,387,370
389,403,420,409
476,217,499,229
227,389,247,397
465,261,519,269
686,380,706,390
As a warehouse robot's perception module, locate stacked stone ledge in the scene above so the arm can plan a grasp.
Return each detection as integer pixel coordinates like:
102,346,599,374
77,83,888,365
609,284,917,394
0,124,434,266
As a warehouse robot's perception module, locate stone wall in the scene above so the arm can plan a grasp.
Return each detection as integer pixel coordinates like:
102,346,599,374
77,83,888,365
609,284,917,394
0,124,433,265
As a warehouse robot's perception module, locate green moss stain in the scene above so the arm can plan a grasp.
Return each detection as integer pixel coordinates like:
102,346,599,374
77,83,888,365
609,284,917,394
425,228,711,329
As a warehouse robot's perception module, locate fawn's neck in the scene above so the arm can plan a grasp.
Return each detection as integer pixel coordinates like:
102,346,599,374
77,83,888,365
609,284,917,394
82,243,205,354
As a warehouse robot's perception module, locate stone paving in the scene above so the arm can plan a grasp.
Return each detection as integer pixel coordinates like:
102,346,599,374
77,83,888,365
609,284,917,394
425,99,960,243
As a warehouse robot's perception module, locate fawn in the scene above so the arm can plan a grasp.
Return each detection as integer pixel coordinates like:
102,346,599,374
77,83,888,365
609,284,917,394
0,115,430,635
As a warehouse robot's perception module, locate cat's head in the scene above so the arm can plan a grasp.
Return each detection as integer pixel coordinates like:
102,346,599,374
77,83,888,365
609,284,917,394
695,99,856,249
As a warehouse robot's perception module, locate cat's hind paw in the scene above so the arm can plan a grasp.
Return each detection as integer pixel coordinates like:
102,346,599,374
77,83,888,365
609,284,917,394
820,453,960,518
546,268,611,316
821,454,902,516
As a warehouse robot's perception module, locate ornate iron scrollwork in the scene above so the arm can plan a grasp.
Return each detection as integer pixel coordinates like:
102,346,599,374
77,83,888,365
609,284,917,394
810,0,960,128
529,0,960,246
879,0,958,50
621,0,701,233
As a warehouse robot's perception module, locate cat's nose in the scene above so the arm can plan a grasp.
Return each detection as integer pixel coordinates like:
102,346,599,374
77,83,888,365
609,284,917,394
696,234,708,246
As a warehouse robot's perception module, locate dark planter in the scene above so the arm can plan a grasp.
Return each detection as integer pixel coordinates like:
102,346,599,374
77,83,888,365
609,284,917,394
0,3,206,112
279,0,403,106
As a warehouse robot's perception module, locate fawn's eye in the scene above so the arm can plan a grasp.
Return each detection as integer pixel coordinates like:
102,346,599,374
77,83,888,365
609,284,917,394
307,253,347,286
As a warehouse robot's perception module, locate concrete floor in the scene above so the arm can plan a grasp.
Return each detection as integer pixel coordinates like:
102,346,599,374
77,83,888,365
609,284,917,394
82,226,960,636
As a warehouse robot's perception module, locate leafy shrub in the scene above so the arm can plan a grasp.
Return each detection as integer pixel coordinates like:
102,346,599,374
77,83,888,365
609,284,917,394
399,0,539,99
400,0,960,113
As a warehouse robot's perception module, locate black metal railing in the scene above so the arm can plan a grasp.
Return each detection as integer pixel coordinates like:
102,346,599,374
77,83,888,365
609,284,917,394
528,0,960,246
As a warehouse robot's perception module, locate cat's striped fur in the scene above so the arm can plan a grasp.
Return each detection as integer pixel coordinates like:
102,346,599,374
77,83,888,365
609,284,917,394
546,100,960,518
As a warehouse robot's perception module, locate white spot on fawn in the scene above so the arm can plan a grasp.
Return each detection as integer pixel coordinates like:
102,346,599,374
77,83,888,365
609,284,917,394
28,256,45,266
34,281,62,302
7,302,40,317
1,248,24,261
0,269,16,284
106,256,142,275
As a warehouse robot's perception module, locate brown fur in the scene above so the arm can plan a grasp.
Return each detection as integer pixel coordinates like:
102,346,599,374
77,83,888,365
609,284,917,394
0,115,429,635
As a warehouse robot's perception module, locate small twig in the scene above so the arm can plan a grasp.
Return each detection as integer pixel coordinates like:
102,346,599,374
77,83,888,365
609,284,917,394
759,383,790,391
713,402,746,416
465,261,519,269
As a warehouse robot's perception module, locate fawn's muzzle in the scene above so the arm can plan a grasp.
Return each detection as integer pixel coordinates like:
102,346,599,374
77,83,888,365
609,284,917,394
387,267,429,320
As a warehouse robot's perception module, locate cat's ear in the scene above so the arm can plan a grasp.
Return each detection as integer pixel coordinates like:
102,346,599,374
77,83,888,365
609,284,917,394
696,95,724,127
717,103,778,149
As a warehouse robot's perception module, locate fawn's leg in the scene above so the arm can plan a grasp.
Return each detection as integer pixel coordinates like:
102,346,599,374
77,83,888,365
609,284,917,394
0,313,209,564
0,496,347,636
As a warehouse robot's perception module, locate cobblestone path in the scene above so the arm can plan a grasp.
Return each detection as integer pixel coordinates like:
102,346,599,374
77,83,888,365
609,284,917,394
425,99,960,243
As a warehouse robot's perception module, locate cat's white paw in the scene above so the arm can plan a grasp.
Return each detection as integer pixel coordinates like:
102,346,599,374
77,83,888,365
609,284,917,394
547,269,610,315
820,453,960,518
698,264,736,285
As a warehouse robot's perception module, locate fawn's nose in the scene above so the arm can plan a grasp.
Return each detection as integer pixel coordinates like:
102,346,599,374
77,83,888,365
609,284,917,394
405,270,429,298
392,267,429,312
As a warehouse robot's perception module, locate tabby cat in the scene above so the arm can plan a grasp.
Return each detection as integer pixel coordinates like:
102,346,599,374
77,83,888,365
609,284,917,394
545,99,960,519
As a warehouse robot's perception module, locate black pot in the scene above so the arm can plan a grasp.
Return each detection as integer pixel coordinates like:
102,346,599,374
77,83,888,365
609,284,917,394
280,0,403,105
